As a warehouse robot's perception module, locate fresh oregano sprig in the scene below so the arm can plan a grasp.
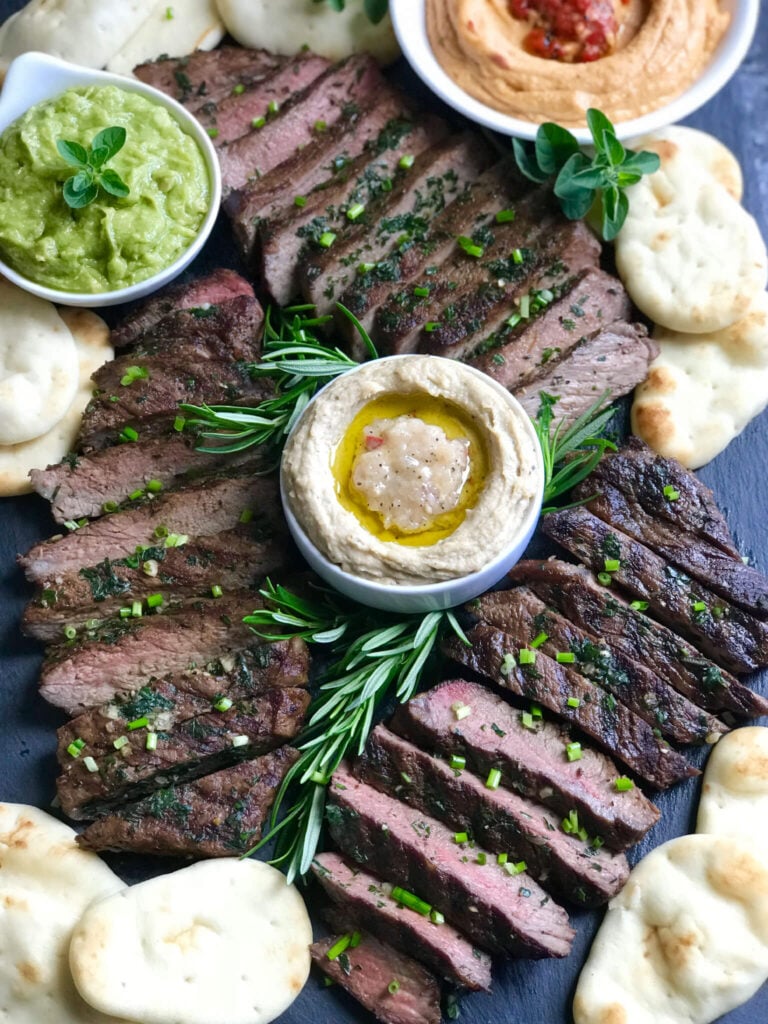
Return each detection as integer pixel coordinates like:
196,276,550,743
315,0,388,25
57,126,130,209
512,108,660,240
244,581,469,883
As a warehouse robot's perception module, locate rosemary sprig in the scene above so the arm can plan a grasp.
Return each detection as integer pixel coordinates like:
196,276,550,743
244,581,469,883
179,303,376,454
534,390,617,513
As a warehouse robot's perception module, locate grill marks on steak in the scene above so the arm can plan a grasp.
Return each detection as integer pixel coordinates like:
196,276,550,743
542,508,768,674
77,746,299,857
471,589,726,744
356,726,629,907
327,763,575,958
311,852,492,991
311,932,442,1024
218,54,384,193
125,295,263,361
391,680,659,850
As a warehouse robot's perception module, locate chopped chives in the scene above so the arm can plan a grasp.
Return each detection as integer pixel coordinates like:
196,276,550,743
399,154,415,169
506,311,522,329
519,294,531,318
66,739,85,758
154,524,169,539
497,852,509,865
113,735,129,750
597,571,612,586
102,500,118,513
388,980,400,995
451,701,471,721
500,651,516,675
566,695,580,707
530,704,543,720
413,285,429,297
294,195,307,207
131,600,143,618
565,742,583,762
146,479,163,493
145,732,158,751
561,809,580,834
119,607,131,618
504,860,527,876
391,886,431,916
63,625,77,640
557,652,576,664
346,202,365,221
511,248,524,264
454,831,469,844
146,593,163,609
349,931,362,948
358,261,375,274
252,116,266,128
119,426,139,442
63,519,79,531
215,696,234,712
120,365,149,386
518,648,536,666
231,735,249,748
211,584,224,598
239,508,253,523
173,415,186,432
400,772,412,785
496,208,515,223
207,127,219,139
457,235,483,258
313,119,327,132
326,934,352,961
267,100,279,114
520,711,535,730
318,231,337,248
604,558,620,572
310,771,328,784
424,321,441,332
85,619,99,630
232,83,245,95
530,631,548,649
692,600,707,612
476,852,487,865
615,776,634,792
485,768,501,790
630,600,649,611
83,756,99,773
129,489,144,501
429,909,445,925
449,754,466,771
663,485,680,501
127,717,149,731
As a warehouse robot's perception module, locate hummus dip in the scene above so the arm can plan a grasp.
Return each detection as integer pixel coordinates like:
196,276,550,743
281,355,542,586
426,0,730,126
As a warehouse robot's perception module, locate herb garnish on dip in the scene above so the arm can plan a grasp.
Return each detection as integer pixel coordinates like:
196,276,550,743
0,85,210,293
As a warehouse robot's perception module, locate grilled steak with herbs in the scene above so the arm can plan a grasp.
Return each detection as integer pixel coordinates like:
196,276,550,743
133,48,285,110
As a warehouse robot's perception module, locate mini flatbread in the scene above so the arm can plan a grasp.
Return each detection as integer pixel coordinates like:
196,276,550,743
106,0,224,76
573,833,768,1024
697,727,768,845
0,803,125,1024
629,125,743,201
70,858,312,1024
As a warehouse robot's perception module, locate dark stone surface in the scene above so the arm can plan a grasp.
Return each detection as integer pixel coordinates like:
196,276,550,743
0,5,766,1022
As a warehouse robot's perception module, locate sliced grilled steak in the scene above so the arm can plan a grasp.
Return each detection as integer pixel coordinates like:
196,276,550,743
300,132,491,315
586,437,740,558
77,746,299,856
339,159,523,356
195,53,331,146
374,185,554,357
30,435,263,523
356,726,629,907
513,322,658,427
311,852,492,990
541,508,768,674
124,295,263,361
39,591,272,713
226,93,406,259
311,932,441,1024
57,687,309,818
327,762,575,957
391,680,659,850
419,219,600,361
20,473,280,583
111,269,255,349
444,623,696,789
133,48,284,111
509,559,768,718
468,267,632,387
261,113,446,305
218,54,384,193
472,589,726,744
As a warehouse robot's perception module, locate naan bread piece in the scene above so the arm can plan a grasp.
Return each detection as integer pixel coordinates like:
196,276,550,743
631,290,768,468
573,834,768,1024
106,0,224,76
697,727,768,844
0,803,125,1024
70,858,312,1024
216,0,400,64
0,279,79,445
0,0,158,72
0,306,112,496
629,125,743,201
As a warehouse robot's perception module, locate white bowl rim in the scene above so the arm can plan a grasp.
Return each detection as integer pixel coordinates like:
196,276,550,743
0,51,222,306
280,353,546,598
389,0,760,144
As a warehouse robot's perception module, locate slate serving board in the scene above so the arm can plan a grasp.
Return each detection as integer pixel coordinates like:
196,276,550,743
0,4,766,1021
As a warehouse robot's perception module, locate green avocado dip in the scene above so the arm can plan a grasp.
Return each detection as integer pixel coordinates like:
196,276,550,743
0,85,210,293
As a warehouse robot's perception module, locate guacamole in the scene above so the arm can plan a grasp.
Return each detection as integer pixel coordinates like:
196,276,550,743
0,85,210,293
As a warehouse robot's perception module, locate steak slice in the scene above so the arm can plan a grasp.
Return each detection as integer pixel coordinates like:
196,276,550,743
444,623,697,789
218,54,384,193
111,269,255,349
472,589,726,744
29,434,263,523
575,480,768,620
374,185,555,357
77,746,299,856
39,591,270,713
310,932,441,1024
513,322,658,427
391,680,659,850
133,48,285,111
311,852,492,990
125,295,263,361
327,762,575,958
261,113,446,305
227,94,416,260
20,473,280,583
468,267,632,387
419,219,601,361
586,437,740,558
355,725,629,907
57,687,309,818
541,508,768,674
509,559,768,718
300,132,491,315
195,53,331,146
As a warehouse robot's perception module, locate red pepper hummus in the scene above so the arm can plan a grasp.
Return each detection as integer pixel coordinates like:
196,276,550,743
426,0,730,126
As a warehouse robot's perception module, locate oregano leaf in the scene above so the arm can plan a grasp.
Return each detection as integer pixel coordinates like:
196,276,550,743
56,139,88,167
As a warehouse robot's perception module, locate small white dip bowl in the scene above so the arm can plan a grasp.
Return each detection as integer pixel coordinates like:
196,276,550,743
0,51,221,307
280,356,545,614
389,0,759,144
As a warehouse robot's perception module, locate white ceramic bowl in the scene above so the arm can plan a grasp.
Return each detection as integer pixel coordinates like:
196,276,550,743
390,0,759,144
280,357,545,614
0,52,221,307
